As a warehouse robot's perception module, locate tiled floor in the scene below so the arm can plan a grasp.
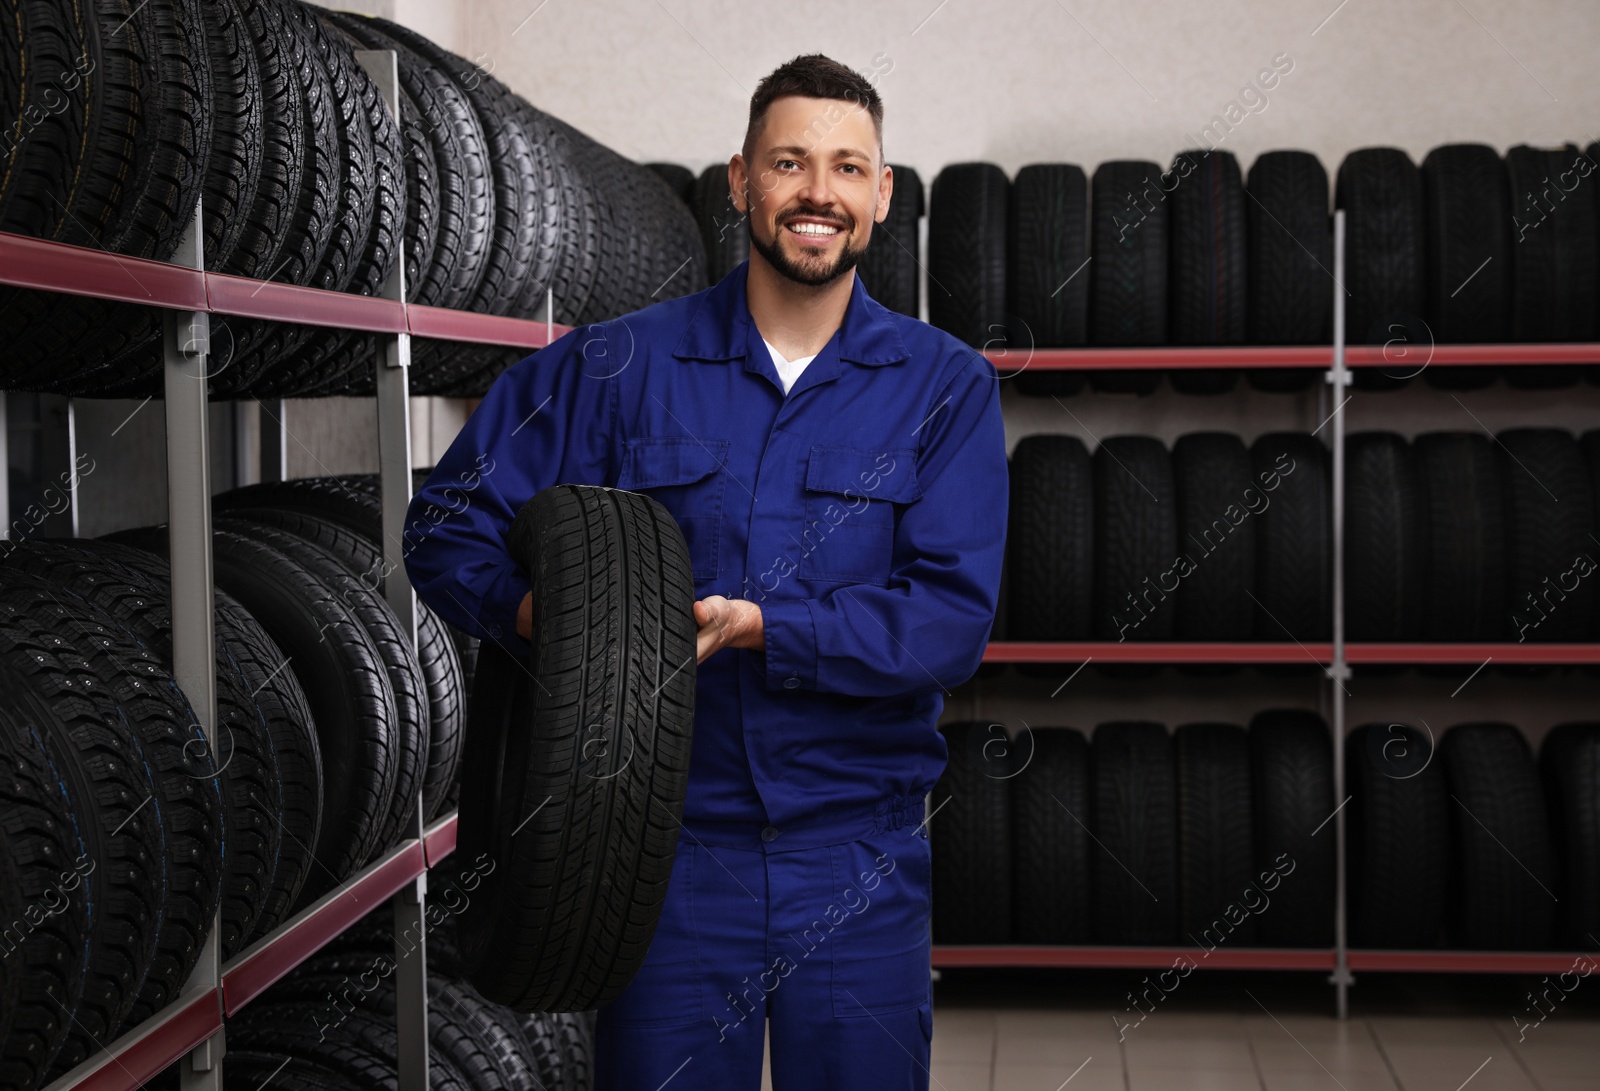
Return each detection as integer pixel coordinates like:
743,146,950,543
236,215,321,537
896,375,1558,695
755,971,1600,1090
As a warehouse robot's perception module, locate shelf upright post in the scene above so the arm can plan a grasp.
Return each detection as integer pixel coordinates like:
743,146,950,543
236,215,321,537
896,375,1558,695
354,47,430,1091
162,202,225,1089
1327,208,1353,1020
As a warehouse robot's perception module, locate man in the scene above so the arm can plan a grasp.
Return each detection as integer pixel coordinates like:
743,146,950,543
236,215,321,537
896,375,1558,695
405,53,1007,1090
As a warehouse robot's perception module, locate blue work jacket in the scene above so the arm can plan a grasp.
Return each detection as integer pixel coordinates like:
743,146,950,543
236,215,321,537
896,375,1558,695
404,261,1008,851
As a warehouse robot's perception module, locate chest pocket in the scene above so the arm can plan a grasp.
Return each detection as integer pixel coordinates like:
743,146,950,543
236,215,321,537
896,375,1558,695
799,445,922,585
617,436,729,582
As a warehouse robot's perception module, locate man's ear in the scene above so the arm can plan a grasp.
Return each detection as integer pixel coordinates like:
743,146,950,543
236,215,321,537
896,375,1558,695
728,155,747,214
875,163,894,224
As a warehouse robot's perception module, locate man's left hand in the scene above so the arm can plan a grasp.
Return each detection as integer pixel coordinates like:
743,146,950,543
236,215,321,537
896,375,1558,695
694,596,764,664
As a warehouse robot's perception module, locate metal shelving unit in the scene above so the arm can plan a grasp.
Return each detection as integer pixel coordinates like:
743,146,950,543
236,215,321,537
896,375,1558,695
0,45,565,1091
957,209,1600,1015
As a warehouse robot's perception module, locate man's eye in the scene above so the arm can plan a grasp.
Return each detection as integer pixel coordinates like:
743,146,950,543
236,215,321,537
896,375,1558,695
841,164,861,174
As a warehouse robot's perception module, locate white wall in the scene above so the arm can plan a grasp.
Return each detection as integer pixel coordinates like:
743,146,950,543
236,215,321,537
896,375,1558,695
461,0,1600,185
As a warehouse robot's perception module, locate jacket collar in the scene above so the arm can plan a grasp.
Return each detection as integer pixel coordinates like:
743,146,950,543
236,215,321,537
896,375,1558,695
671,259,910,367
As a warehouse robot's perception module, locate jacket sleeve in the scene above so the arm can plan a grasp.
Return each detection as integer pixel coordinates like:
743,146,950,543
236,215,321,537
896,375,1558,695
758,350,1008,698
403,324,617,656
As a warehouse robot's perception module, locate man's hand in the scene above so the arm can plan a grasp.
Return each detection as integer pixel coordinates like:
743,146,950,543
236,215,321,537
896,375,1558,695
694,596,763,664
517,591,533,640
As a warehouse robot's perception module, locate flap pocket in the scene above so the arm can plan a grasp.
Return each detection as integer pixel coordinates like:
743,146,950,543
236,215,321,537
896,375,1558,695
804,446,921,504
617,437,728,490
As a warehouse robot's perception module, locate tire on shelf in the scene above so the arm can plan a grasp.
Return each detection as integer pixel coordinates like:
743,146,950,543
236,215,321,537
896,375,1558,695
645,162,697,207
692,163,750,285
1504,144,1597,389
1335,147,1425,392
1245,150,1329,393
1090,721,1176,944
1007,435,1093,643
1346,722,1447,949
215,518,424,865
456,485,697,1011
854,162,922,320
1092,436,1176,641
1250,433,1330,642
1010,726,1091,943
1172,432,1255,640
1540,722,1600,946
1167,149,1245,394
216,505,464,825
1441,723,1555,949
1345,432,1428,641
0,582,166,1077
1008,163,1088,397
928,162,1009,350
521,1011,593,1091
1175,722,1254,947
0,668,95,1091
1088,160,1165,395
1420,143,1509,391
1498,429,1596,642
1414,432,1507,641
1248,710,1334,947
931,721,1013,943
0,556,227,1030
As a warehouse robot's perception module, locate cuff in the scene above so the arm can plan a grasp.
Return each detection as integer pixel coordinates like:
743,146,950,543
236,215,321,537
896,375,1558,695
477,566,534,660
761,597,817,692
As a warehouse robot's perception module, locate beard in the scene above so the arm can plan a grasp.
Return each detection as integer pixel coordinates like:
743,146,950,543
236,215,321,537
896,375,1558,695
746,197,869,287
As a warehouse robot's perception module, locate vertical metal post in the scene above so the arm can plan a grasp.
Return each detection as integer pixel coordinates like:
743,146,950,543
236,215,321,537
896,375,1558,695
356,47,429,1091
259,398,287,482
0,392,9,532
1327,208,1353,1020
64,399,80,537
164,204,224,1089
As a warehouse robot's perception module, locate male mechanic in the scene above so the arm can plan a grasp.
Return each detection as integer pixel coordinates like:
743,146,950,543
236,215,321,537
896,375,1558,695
405,54,1007,1090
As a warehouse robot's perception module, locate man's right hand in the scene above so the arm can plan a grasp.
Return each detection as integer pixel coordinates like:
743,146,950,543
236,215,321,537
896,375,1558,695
517,591,533,639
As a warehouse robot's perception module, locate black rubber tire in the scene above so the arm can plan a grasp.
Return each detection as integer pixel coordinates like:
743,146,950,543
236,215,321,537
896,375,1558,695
692,162,749,284
1336,148,1425,390
1506,144,1598,348
1249,710,1335,947
427,977,543,1091
1169,150,1244,394
1246,150,1330,393
1008,163,1088,355
1092,436,1176,641
214,518,422,864
0,667,94,1090
645,162,696,206
1420,144,1508,392
1499,429,1596,642
199,0,264,275
928,162,1009,349
1173,433,1255,640
1009,726,1091,943
457,485,697,1012
0,553,226,1030
216,506,464,827
1090,159,1166,348
1413,433,1507,641
1251,433,1330,642
1345,432,1428,641
521,1011,593,1091
325,11,491,313
1090,721,1176,944
1176,722,1254,946
229,1003,467,1091
855,162,923,319
1441,723,1555,949
1346,722,1448,948
931,721,1013,943
0,583,166,1076
1541,722,1600,945
1006,435,1093,641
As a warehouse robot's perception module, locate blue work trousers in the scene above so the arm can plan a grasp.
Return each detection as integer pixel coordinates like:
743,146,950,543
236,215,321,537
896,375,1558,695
594,820,934,1090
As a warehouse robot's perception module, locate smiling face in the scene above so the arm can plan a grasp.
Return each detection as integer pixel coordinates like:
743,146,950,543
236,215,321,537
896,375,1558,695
731,94,893,288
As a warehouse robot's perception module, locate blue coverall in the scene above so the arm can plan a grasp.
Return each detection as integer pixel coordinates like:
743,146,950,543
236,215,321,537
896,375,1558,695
405,260,1008,1089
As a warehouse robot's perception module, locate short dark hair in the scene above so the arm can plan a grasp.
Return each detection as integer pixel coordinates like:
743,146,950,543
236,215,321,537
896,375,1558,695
742,53,883,164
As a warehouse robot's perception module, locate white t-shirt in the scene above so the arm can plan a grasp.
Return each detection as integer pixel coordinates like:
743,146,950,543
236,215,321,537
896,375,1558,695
762,338,819,395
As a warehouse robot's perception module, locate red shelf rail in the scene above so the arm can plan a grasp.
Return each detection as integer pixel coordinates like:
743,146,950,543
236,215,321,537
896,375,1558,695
1347,950,1600,974
0,230,570,348
981,344,1600,370
932,946,1337,971
980,641,1600,666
